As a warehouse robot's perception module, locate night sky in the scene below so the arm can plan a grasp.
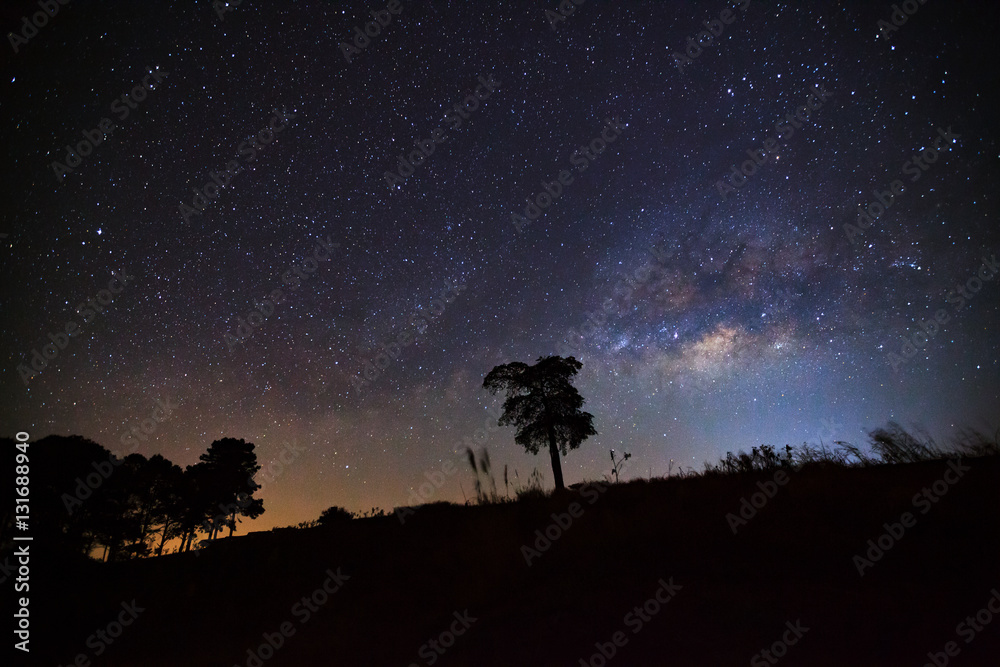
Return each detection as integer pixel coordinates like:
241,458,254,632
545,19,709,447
2,0,998,532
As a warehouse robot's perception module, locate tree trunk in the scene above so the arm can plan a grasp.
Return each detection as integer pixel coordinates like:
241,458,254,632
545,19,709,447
548,428,565,491
543,396,566,491
156,519,173,556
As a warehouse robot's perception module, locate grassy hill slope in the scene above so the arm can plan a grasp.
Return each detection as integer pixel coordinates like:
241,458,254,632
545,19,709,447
27,456,1000,666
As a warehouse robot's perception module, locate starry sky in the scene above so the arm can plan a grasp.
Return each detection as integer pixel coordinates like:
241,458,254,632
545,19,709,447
2,0,999,532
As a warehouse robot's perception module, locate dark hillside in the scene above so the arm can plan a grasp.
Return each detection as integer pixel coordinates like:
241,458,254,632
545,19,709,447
24,456,1000,666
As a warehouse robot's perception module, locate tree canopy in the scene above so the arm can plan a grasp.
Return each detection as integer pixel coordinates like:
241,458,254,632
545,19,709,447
483,355,597,490
0,434,265,561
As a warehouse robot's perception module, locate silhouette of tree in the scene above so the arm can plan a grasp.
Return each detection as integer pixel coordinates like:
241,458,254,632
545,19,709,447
137,454,186,556
29,435,117,557
120,454,156,553
90,453,185,561
91,455,145,561
2,434,271,558
483,355,597,491
117,453,163,559
197,438,264,540
177,463,214,551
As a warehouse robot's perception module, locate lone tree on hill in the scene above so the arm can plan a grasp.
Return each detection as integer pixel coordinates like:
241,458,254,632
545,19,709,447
483,355,597,491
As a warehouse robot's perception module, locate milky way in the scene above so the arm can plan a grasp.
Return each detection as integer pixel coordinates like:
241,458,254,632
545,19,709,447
2,0,998,529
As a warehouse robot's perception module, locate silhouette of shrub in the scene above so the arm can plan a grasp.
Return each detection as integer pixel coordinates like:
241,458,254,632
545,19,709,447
704,444,794,475
867,421,945,463
696,421,999,480
317,505,355,526
464,446,503,504
953,426,1000,458
513,468,547,501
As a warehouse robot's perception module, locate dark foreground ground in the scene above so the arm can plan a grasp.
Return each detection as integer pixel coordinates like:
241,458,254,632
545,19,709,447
18,457,1000,666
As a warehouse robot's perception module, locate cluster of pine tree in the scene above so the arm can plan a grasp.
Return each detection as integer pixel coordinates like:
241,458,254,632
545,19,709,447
0,435,263,561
